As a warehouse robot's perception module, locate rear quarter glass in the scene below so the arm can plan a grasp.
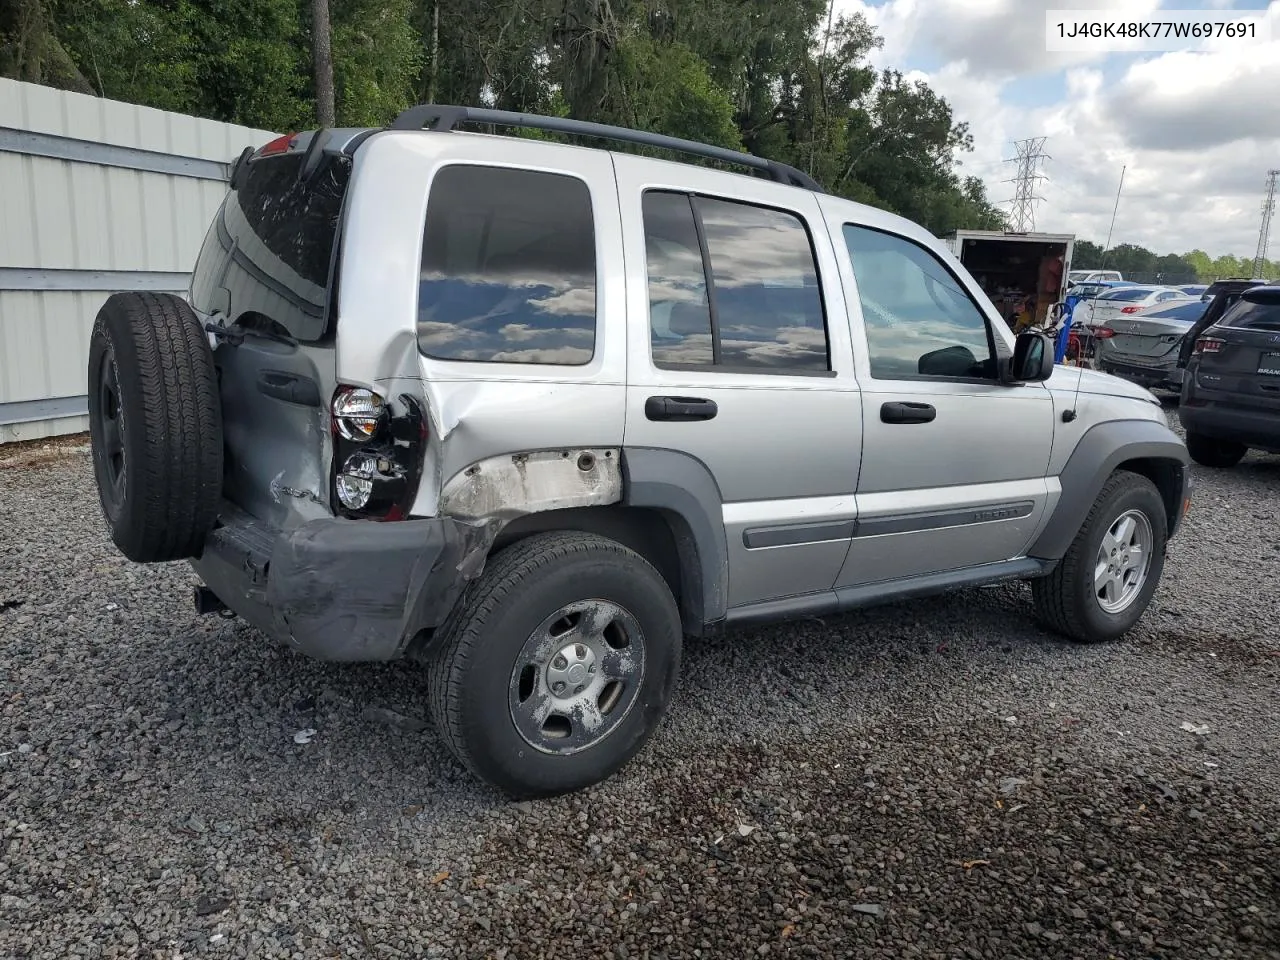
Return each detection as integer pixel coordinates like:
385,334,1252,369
416,164,597,366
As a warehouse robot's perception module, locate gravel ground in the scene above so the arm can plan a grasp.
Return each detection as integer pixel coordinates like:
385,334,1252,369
2,417,1278,960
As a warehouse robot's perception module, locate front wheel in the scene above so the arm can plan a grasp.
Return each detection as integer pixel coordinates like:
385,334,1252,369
426,532,682,798
1185,431,1247,468
1032,471,1168,643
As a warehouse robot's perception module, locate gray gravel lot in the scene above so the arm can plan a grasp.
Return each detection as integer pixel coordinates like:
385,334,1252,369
2,417,1279,960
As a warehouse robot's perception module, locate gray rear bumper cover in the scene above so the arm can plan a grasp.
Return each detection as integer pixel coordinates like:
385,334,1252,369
192,509,490,662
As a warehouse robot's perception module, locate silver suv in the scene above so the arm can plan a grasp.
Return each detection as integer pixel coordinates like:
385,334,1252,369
86,106,1192,798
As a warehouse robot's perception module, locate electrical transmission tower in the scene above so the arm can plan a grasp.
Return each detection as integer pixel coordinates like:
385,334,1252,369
1254,169,1279,278
1004,137,1050,232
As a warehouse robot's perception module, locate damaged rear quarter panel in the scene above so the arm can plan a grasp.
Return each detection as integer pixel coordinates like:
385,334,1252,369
330,131,631,522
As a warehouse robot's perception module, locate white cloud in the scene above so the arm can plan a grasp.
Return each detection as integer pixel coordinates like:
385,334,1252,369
833,0,1280,258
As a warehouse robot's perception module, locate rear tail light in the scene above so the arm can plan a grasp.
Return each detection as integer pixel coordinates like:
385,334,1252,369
330,386,427,520
1095,327,1116,339
332,387,387,440
1120,306,1141,314
1194,337,1225,355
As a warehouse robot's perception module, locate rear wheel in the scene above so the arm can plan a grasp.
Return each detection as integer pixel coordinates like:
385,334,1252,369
1032,471,1167,643
426,532,682,798
87,292,223,562
1185,431,1247,468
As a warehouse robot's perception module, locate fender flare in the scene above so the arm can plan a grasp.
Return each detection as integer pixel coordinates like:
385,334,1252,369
1030,418,1191,561
620,447,728,635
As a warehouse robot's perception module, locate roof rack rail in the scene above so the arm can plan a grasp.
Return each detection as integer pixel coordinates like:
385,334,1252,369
389,104,825,193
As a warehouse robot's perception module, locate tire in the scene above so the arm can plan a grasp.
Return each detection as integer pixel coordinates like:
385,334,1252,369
1185,431,1247,468
426,531,683,798
1032,470,1167,643
86,292,223,563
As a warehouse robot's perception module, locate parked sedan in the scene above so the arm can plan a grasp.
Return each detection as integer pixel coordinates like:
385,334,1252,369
1094,298,1208,393
1074,285,1193,328
1180,285,1280,466
1176,284,1208,298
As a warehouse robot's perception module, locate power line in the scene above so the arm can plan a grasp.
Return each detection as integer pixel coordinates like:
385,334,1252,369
1003,137,1050,232
1254,169,1279,278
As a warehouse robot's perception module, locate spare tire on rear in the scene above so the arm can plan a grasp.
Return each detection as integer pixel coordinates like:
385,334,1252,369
87,291,223,563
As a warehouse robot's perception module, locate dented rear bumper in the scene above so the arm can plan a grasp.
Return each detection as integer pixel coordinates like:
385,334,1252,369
191,505,493,661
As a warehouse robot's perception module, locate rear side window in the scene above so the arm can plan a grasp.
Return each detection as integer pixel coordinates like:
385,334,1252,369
417,165,597,365
190,152,350,342
642,190,829,373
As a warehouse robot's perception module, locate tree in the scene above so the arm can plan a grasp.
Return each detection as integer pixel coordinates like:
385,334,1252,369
311,0,335,125
1183,249,1213,282
1071,240,1104,269
7,0,1006,234
0,0,94,93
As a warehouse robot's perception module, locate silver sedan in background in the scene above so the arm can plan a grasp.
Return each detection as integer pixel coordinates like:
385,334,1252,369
1093,298,1209,394
1074,285,1195,328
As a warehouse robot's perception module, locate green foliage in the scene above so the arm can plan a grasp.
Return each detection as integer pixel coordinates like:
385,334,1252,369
331,0,421,126
1072,239,1275,282
181,0,314,131
53,0,195,110
616,34,741,150
9,0,1008,233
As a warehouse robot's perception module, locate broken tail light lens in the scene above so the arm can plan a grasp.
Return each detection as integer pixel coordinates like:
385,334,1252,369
1194,337,1225,354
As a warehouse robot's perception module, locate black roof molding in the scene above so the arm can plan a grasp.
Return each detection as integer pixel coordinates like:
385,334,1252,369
389,104,825,193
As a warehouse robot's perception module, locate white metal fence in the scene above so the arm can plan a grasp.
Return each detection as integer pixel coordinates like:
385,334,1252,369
0,78,276,443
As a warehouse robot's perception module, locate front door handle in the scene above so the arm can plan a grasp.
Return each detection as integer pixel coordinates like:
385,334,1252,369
880,401,936,424
645,396,718,422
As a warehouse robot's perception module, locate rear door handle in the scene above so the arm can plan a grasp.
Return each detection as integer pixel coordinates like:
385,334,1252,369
257,370,321,407
645,396,718,422
880,401,936,424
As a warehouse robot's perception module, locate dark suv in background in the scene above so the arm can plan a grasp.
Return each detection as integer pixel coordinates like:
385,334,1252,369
1179,284,1280,466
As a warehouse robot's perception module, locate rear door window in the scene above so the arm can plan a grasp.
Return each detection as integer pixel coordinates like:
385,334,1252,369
416,165,597,365
641,191,830,373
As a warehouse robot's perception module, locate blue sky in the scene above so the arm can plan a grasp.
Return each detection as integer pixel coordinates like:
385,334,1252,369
835,0,1280,258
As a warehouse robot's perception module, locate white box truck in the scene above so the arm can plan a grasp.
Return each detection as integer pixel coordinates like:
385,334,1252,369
943,229,1075,330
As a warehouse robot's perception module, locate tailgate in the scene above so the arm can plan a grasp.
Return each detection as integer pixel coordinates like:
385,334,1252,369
189,143,350,530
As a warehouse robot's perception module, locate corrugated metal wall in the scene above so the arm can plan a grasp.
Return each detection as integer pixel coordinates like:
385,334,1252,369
0,78,277,443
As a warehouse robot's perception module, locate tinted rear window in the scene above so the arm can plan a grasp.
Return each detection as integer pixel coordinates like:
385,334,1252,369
190,152,350,342
416,165,597,365
1221,299,1280,331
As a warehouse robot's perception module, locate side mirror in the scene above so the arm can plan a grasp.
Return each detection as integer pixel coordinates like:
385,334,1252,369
1004,331,1055,383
